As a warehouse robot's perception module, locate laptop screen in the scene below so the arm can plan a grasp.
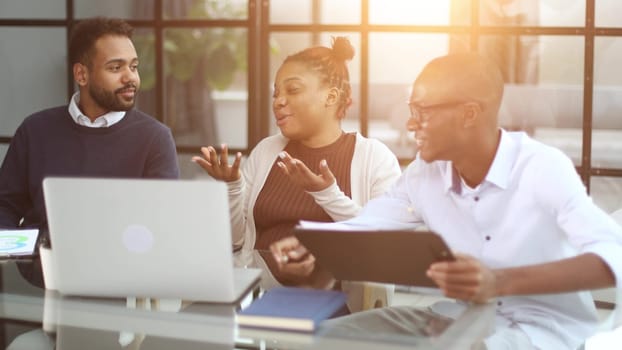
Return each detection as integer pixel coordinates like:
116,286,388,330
42,177,259,303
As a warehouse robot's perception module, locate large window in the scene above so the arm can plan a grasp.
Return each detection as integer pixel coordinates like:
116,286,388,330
0,0,255,179
1,0,621,212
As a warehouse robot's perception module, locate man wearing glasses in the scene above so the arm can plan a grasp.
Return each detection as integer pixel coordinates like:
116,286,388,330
272,52,622,349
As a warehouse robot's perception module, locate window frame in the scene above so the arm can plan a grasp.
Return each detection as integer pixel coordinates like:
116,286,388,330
1,0,621,192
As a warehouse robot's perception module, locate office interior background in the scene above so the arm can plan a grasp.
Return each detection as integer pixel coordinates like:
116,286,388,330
1,0,622,213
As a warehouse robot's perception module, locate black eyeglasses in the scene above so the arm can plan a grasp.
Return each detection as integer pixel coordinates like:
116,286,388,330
407,101,468,124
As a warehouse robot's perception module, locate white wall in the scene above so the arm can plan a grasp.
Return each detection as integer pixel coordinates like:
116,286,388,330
0,27,67,137
0,0,65,18
0,144,7,166
74,0,135,18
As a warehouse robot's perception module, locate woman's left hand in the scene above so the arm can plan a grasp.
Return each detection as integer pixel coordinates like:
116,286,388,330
276,151,335,192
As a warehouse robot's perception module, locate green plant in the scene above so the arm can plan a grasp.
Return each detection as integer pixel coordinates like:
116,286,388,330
133,0,249,92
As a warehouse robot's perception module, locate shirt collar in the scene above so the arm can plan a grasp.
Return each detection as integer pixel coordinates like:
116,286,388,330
443,161,461,194
442,129,519,194
485,129,518,190
68,92,125,128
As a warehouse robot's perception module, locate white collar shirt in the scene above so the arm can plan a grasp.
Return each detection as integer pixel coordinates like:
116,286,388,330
68,92,125,128
352,129,622,349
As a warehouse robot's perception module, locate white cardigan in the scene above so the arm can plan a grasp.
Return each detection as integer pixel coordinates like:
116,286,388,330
228,133,401,311
227,133,401,250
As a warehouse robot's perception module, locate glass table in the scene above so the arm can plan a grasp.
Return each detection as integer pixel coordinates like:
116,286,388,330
0,255,496,349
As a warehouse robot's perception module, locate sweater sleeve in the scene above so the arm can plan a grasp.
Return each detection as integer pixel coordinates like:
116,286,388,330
306,181,357,221
227,177,246,248
143,126,180,179
227,139,264,248
366,138,402,199
0,125,31,228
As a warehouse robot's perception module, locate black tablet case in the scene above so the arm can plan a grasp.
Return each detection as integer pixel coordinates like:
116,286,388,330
294,228,454,287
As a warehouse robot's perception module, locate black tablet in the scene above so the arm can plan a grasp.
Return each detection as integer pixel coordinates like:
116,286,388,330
293,228,454,288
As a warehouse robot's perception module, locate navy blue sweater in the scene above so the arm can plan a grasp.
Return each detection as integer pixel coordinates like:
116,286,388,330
0,106,180,229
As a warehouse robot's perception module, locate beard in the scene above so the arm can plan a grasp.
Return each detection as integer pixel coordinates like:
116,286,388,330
88,83,137,112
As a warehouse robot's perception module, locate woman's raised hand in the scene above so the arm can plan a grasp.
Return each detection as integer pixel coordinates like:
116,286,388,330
276,151,335,192
192,144,242,182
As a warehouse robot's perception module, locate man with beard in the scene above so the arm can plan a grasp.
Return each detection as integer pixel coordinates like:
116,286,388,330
0,17,179,232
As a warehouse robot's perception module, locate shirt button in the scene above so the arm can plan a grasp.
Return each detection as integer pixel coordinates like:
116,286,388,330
485,236,491,241
497,301,503,306
474,196,480,202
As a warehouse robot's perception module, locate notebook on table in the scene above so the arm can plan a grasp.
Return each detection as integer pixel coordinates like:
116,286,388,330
237,287,347,332
42,177,260,303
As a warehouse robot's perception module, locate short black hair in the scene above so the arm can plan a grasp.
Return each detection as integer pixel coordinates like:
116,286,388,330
68,17,134,68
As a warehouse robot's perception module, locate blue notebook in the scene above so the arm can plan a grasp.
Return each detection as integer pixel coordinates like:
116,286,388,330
237,287,347,332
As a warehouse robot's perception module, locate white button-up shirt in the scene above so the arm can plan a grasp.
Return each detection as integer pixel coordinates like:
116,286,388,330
352,129,622,349
68,92,125,127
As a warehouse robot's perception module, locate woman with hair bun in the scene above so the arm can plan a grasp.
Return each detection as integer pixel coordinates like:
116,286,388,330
193,37,400,311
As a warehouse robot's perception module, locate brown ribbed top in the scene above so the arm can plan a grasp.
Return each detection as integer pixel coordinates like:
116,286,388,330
253,132,356,250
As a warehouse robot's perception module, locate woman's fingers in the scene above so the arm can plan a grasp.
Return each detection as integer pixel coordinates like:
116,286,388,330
193,145,241,182
220,144,229,168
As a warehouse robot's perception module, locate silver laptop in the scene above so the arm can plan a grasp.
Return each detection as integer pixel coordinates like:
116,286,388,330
42,177,260,303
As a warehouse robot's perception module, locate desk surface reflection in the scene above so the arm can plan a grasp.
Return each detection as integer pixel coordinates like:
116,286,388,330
0,254,495,350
